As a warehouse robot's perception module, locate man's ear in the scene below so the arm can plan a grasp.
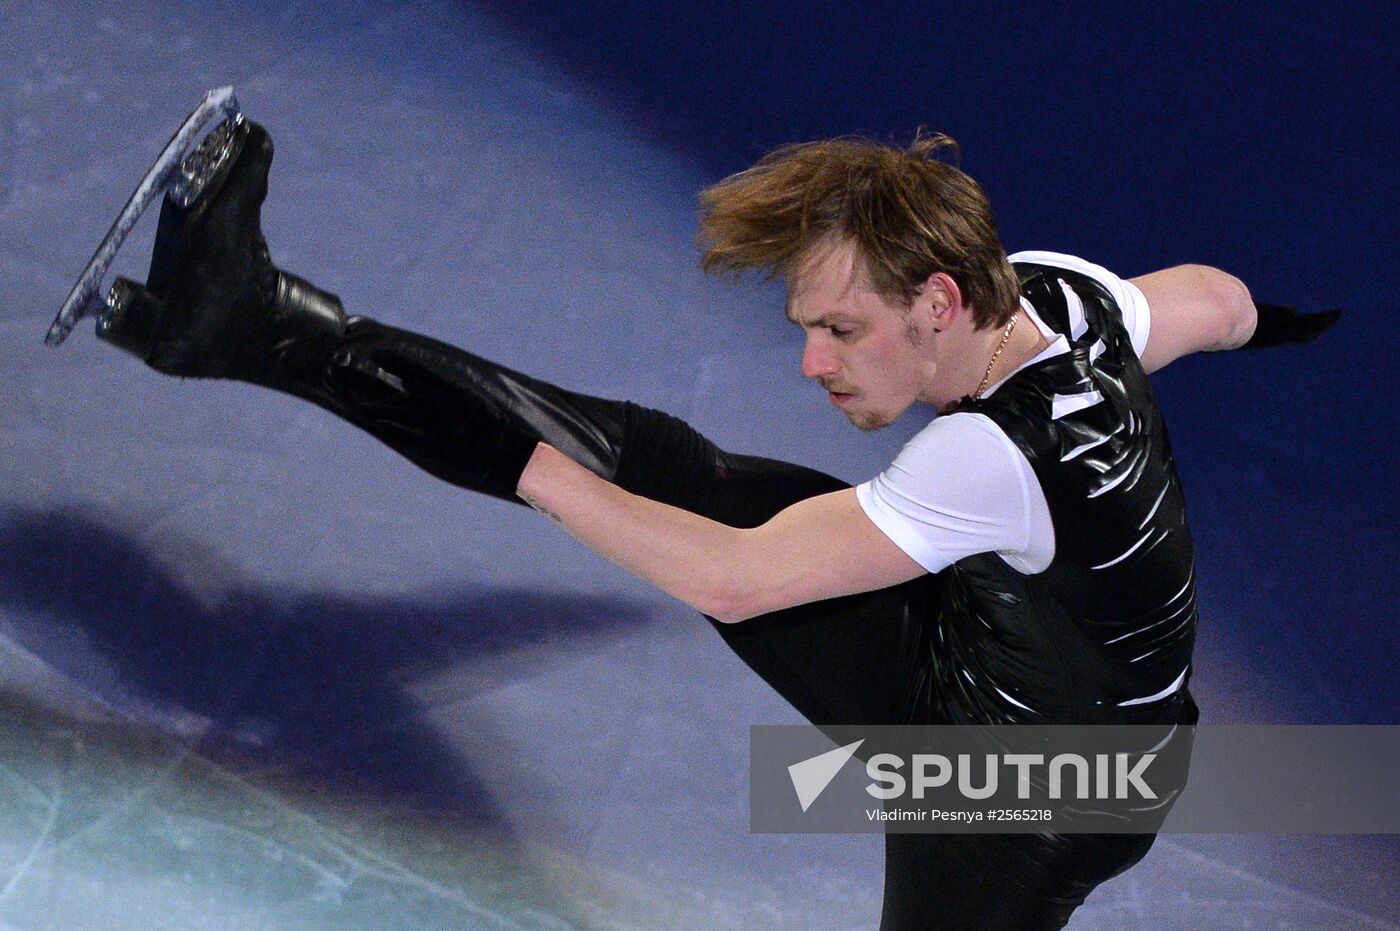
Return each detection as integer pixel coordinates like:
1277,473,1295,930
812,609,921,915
920,272,963,333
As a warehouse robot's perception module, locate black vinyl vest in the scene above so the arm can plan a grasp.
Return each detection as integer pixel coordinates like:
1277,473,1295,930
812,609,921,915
922,263,1198,727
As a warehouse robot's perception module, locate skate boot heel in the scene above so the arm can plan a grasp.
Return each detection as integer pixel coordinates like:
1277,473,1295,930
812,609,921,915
96,278,162,360
143,117,249,294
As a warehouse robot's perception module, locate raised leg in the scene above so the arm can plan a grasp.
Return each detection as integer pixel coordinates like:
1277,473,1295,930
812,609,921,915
95,118,938,728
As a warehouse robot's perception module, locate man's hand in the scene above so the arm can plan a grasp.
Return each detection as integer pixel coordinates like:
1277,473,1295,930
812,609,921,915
1241,303,1341,349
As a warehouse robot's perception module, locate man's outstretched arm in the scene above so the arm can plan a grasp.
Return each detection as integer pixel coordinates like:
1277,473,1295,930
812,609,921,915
516,442,925,623
1129,264,1340,373
1130,264,1257,373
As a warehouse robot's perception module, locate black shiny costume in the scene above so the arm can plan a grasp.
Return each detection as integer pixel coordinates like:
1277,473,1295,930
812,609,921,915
874,263,1201,930
947,263,1198,729
102,123,1198,930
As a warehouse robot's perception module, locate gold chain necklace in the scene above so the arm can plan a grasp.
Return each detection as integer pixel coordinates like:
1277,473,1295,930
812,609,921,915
973,312,1019,399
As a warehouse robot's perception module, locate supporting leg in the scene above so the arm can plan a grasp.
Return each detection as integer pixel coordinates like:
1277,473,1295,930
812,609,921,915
880,832,1156,931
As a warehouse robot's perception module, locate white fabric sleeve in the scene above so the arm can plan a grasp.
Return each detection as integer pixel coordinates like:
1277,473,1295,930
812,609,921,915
1007,250,1152,358
855,413,1054,575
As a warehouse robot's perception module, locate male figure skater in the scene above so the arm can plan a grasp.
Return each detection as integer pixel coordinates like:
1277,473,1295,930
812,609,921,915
93,120,1332,929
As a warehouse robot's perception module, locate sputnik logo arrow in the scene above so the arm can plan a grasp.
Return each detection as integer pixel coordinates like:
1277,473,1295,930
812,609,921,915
788,739,865,812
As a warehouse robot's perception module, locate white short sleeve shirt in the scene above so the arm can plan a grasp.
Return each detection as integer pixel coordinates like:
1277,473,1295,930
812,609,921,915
854,252,1152,575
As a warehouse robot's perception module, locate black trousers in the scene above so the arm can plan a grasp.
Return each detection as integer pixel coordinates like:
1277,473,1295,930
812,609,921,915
309,318,1154,930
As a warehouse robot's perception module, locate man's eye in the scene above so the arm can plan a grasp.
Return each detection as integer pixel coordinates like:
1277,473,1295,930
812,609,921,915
830,326,854,338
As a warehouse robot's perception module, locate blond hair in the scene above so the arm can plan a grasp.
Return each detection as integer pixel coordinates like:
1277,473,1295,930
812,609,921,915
697,132,1019,328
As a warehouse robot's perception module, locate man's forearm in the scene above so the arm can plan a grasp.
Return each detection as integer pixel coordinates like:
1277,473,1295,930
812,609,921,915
515,442,927,623
515,442,748,620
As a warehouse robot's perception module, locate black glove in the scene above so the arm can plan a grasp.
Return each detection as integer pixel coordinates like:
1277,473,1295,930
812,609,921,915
1242,303,1341,349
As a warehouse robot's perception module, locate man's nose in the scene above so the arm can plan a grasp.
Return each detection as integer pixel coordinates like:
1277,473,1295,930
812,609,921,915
801,334,837,380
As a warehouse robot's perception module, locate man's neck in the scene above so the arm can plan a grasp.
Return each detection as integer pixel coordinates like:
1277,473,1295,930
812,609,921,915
933,312,1048,412
987,313,1050,389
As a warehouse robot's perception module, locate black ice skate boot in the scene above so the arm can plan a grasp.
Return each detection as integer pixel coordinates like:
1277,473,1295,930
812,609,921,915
98,121,344,382
97,120,631,502
95,119,843,517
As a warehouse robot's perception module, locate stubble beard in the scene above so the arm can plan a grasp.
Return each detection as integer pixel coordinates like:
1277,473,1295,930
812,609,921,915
846,405,894,432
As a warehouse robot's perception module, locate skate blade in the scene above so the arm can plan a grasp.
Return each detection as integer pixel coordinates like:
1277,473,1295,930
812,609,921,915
44,87,243,348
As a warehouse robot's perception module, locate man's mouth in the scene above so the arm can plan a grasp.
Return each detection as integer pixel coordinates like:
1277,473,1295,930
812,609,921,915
828,390,854,405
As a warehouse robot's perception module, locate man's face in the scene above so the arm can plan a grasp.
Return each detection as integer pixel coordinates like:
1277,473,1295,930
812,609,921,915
786,240,933,431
